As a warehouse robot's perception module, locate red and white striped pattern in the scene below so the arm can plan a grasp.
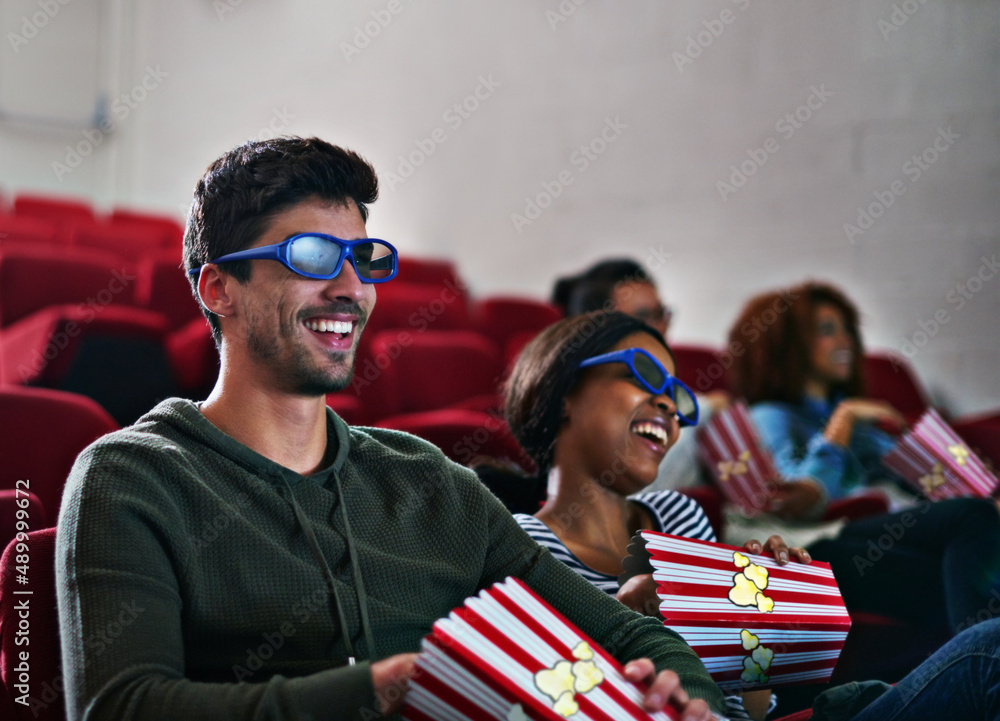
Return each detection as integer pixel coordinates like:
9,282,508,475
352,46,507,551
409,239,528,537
641,532,851,692
697,403,778,514
882,408,998,500
403,577,678,721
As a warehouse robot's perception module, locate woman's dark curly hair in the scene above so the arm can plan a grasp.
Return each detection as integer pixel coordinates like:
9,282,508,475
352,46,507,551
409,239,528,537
505,311,671,478
727,281,865,405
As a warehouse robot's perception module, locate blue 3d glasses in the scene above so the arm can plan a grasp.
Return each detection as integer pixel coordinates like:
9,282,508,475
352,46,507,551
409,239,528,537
188,233,399,283
578,347,700,427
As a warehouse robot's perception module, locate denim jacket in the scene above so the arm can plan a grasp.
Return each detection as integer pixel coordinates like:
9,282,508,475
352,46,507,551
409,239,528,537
751,396,898,500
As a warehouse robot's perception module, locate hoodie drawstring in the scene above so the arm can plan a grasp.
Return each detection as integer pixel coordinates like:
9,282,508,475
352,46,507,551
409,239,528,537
281,476,376,666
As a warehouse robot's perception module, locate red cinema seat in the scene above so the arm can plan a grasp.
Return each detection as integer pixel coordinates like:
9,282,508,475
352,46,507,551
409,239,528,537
0,528,63,721
327,331,401,423
165,318,218,396
134,252,202,329
375,408,534,470
0,490,47,556
13,193,94,226
367,282,472,336
503,329,544,371
952,413,1000,469
396,257,465,291
109,208,184,249
367,330,503,416
0,215,59,246
669,344,728,395
472,297,562,354
0,387,117,519
0,245,136,329
863,352,929,423
325,394,362,425
1,302,176,425
67,219,169,261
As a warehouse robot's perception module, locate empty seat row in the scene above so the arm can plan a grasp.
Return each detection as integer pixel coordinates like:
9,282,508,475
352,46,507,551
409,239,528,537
0,191,184,255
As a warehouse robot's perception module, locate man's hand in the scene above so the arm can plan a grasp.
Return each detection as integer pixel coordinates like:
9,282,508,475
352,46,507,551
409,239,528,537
371,653,419,715
742,534,811,565
616,573,663,618
623,660,716,720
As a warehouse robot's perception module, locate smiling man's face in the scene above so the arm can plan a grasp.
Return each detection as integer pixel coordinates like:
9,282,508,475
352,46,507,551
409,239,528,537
226,196,375,396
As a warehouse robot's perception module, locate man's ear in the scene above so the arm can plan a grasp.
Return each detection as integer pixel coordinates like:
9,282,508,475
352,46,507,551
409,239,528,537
197,264,237,318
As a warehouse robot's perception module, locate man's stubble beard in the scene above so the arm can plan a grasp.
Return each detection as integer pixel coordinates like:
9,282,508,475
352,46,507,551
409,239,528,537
246,311,360,396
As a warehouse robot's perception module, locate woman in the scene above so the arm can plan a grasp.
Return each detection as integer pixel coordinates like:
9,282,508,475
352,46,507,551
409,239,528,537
727,281,1000,635
485,308,1000,720
490,311,804,720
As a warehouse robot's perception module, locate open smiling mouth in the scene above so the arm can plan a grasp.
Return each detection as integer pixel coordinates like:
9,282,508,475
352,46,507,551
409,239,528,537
630,420,669,450
305,319,353,337
303,319,357,349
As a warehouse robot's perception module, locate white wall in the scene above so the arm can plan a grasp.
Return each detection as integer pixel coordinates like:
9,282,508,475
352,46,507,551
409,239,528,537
1,0,998,415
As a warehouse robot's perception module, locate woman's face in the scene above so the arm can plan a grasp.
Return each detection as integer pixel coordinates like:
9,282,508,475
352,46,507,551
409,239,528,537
557,331,683,495
809,303,855,386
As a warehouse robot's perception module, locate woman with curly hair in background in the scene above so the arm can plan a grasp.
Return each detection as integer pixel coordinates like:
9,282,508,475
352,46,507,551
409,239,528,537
727,281,1000,638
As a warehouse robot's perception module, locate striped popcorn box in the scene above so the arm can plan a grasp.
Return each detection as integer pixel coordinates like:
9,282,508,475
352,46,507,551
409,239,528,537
403,577,679,721
882,408,998,500
697,403,778,514
622,531,851,692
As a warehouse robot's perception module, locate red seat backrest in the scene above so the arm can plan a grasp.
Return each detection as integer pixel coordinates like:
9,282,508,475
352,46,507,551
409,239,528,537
367,282,471,335
109,208,184,250
0,490,47,557
368,330,502,416
0,388,118,520
13,194,94,226
396,257,465,290
0,246,137,328
67,220,169,261
0,527,62,721
0,215,59,246
472,297,563,350
134,252,202,329
375,408,534,470
863,352,929,423
669,344,728,394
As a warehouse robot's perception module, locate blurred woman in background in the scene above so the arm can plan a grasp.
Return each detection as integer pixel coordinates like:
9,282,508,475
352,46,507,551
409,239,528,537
727,281,1000,636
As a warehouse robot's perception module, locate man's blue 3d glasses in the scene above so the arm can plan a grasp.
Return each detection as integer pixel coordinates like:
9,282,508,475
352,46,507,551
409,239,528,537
188,233,399,283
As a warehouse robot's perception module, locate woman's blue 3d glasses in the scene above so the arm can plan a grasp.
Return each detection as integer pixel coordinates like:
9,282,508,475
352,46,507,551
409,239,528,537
579,347,700,427
188,233,399,283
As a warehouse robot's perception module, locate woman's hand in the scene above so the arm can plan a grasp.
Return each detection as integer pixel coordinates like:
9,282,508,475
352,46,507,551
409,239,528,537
616,573,663,619
742,534,812,565
765,479,826,521
623,661,717,720
826,398,906,446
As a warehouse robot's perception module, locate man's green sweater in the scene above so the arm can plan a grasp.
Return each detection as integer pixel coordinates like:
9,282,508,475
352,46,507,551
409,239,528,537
56,398,725,720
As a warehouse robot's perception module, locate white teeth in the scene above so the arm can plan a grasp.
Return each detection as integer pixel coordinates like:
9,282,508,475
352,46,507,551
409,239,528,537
305,319,354,334
632,422,668,445
832,349,852,364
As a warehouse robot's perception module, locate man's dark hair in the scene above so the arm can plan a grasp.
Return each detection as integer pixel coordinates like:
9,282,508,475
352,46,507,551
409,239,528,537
183,136,379,345
551,258,654,316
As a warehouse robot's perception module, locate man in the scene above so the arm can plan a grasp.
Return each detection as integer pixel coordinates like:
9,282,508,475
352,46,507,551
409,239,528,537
552,258,673,337
56,137,726,720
